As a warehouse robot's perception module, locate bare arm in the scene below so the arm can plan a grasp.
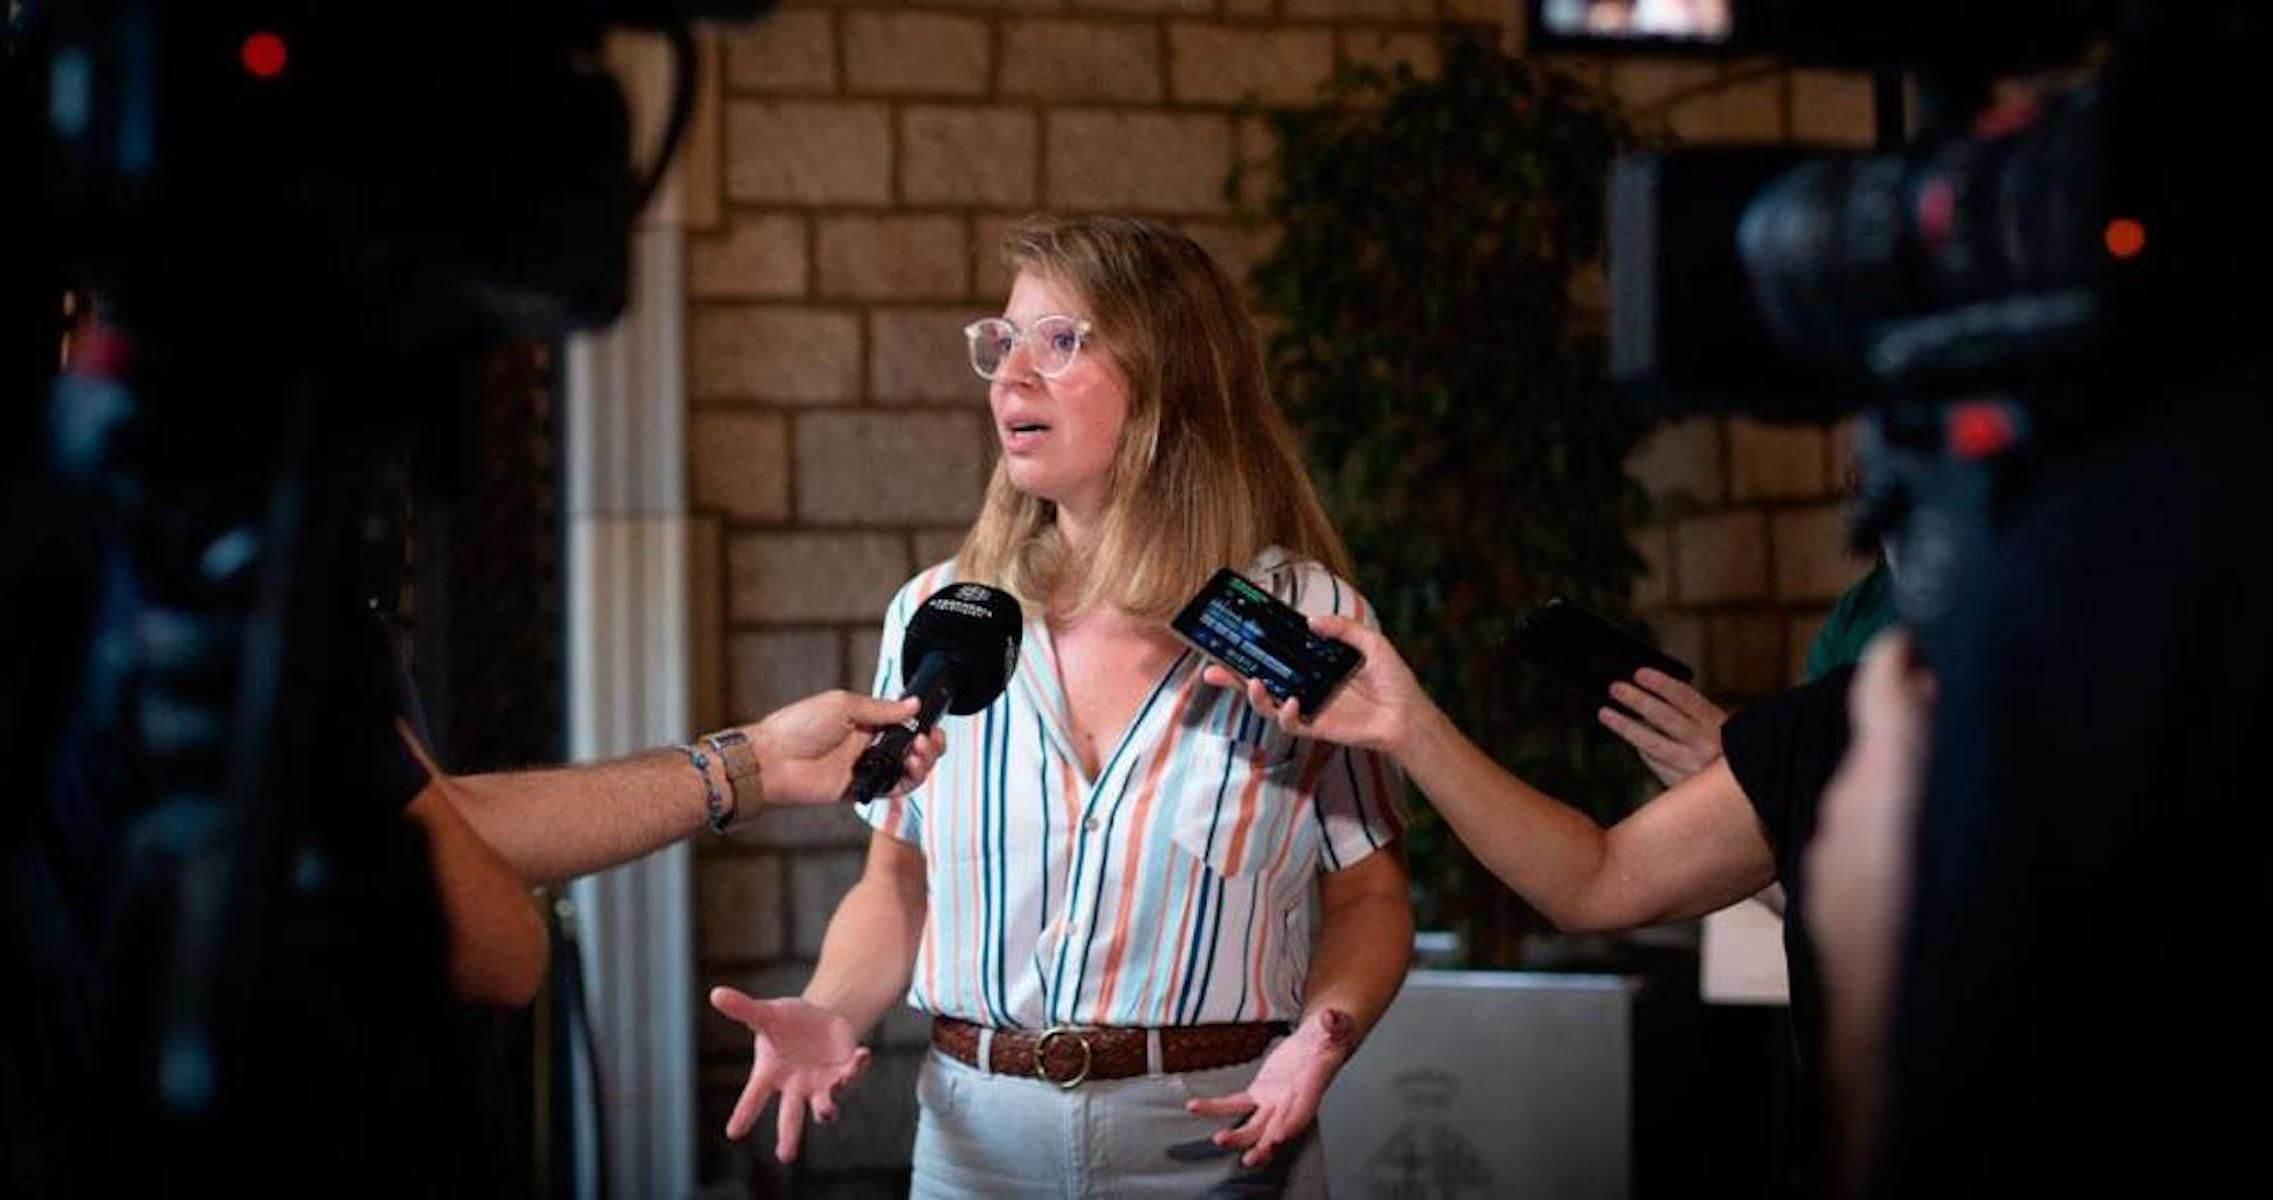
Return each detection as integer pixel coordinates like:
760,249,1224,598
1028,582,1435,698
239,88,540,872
1806,631,1933,1195
1302,847,1414,1043
446,752,715,887
450,691,937,885
398,723,548,1007
803,830,930,1036
710,828,930,1159
1401,707,1775,931
1211,613,1777,934
1186,845,1414,1167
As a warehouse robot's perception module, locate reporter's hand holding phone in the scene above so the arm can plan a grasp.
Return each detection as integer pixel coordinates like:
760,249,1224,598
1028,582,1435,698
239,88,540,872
1204,601,1788,957
1198,612,1436,756
1599,669,1728,787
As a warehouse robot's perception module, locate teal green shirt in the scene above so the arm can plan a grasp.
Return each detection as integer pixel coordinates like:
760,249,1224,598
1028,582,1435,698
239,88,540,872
1804,560,1898,681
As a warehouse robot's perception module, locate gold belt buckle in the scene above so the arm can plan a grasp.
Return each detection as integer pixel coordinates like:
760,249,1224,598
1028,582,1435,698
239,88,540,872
1032,1025,1094,1090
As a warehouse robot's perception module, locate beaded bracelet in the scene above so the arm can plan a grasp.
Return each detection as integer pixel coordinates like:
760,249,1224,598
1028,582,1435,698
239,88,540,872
673,742,732,835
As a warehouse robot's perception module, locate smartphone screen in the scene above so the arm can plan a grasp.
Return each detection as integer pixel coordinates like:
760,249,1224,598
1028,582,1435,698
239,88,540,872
1170,568,1363,714
1511,596,1694,711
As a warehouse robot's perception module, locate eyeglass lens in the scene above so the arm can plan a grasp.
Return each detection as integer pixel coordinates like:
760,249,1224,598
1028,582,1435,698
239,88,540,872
967,317,1083,380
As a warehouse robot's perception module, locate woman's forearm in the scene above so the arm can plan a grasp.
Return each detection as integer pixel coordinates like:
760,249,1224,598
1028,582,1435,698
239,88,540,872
802,837,930,1036
1304,849,1415,1043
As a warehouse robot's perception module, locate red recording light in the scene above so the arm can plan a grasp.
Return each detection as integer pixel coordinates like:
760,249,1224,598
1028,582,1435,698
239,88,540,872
241,32,288,80
1916,178,1957,251
1949,403,2018,460
2104,218,2147,261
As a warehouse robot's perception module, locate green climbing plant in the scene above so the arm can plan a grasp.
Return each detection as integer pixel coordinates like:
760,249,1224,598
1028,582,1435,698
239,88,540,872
1245,34,1655,963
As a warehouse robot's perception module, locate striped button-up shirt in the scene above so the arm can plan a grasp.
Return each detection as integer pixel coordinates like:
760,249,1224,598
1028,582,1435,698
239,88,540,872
859,549,1406,1030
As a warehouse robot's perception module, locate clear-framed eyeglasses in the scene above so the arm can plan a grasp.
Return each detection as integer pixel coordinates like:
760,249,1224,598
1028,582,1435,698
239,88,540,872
964,315,1093,381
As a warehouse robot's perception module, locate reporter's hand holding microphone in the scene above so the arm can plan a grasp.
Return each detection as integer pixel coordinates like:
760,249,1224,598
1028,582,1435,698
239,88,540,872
741,690,948,810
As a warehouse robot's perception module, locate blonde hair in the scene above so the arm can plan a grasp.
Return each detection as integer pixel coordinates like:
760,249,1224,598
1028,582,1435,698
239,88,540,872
955,216,1352,620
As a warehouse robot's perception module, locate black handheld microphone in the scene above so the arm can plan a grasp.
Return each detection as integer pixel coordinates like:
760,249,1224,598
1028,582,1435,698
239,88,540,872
841,582,1023,803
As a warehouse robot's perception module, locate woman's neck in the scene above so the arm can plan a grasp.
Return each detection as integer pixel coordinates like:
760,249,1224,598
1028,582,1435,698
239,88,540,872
1053,497,1100,555
1048,599,1146,636
1042,499,1102,619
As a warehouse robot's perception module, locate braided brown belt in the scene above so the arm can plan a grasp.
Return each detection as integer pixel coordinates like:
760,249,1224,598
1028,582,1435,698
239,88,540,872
931,1016,1288,1089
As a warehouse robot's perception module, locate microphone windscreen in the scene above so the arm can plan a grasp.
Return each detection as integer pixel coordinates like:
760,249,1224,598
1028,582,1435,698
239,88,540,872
901,583,1024,715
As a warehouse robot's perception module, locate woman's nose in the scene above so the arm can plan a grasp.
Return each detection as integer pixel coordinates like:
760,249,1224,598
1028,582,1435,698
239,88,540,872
997,334,1041,382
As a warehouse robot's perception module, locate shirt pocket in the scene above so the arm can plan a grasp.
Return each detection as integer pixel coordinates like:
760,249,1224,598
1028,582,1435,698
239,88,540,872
1169,731,1306,878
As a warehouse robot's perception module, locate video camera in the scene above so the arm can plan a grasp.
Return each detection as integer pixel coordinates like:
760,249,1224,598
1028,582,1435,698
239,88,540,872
3,2,758,1192
1536,1,2271,418
28,0,763,355
1533,0,2273,625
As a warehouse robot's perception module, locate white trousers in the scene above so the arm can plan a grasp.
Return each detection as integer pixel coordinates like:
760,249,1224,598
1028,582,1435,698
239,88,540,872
909,1047,1328,1200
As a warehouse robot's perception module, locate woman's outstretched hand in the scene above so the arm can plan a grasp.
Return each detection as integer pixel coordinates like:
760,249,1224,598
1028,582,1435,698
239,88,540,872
709,988,872,1163
1183,1008,1357,1168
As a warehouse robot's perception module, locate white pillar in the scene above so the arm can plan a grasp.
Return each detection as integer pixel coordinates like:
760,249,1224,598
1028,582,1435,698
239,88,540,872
561,27,718,1200
564,220,694,1200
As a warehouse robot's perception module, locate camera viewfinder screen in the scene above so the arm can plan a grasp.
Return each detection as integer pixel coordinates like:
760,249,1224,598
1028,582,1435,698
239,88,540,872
1539,0,1733,43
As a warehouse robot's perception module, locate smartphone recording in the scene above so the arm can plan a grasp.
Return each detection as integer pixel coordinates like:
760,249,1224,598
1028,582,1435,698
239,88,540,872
1511,596,1694,716
1171,568,1363,716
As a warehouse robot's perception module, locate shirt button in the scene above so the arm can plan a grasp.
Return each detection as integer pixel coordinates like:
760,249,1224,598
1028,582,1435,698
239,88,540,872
1083,817,1101,832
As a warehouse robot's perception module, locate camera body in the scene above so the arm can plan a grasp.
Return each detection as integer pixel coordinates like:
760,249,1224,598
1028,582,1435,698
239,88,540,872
1534,0,2273,425
2,3,762,1191
40,0,757,351
1537,0,2273,644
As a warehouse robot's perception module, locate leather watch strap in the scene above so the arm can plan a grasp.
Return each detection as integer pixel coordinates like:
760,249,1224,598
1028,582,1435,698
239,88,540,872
700,728,763,833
